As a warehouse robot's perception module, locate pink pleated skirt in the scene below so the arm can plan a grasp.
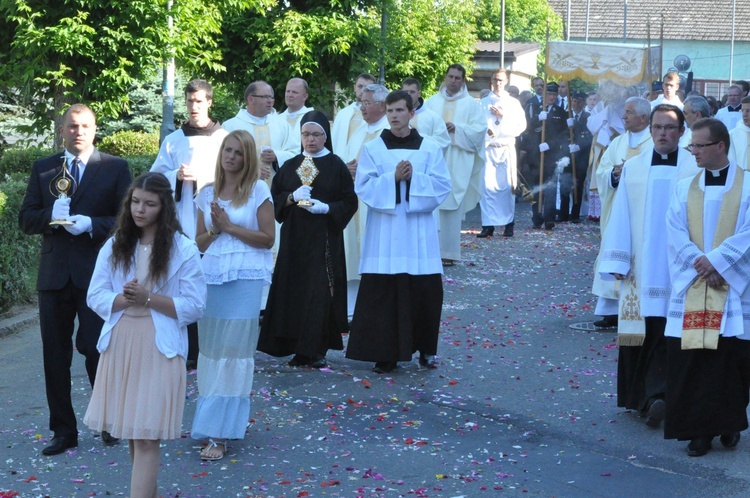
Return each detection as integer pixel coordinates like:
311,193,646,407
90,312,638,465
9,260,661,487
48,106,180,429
84,307,186,440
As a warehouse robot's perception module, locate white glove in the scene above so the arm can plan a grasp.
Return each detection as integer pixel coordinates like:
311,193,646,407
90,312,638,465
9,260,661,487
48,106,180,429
568,144,581,153
292,185,312,202
538,111,548,121
539,142,550,152
52,197,71,221
303,199,329,215
567,117,575,127
64,215,92,236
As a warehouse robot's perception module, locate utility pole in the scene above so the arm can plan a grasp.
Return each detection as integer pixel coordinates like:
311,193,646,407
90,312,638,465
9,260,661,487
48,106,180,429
160,0,176,143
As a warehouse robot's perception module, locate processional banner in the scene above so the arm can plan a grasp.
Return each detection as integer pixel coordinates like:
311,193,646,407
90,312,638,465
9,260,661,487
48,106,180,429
546,41,661,86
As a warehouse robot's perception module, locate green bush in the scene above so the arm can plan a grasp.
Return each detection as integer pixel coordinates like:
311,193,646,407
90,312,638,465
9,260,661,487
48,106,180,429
127,155,157,178
0,177,40,311
0,146,54,177
98,130,160,157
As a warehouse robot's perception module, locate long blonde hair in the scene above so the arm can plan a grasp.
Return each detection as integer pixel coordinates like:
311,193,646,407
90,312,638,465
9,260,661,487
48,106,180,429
213,129,259,206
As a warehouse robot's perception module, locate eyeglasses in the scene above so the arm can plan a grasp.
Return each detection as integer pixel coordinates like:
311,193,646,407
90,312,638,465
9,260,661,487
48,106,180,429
250,94,274,100
687,141,720,151
651,124,681,132
301,132,325,139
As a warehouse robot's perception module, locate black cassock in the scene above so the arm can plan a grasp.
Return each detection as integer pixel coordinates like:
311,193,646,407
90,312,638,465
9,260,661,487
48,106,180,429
258,153,357,359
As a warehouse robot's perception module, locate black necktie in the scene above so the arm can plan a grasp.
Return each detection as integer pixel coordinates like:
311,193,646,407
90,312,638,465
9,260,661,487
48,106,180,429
70,157,81,183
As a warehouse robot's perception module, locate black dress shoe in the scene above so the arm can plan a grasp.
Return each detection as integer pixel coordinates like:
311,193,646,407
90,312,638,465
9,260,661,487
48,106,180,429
545,222,555,230
309,357,327,369
373,362,398,374
593,315,618,328
101,431,119,446
418,353,436,369
42,435,78,456
502,224,514,237
570,217,582,224
720,432,741,448
288,354,310,367
645,399,666,428
687,436,713,457
477,227,494,238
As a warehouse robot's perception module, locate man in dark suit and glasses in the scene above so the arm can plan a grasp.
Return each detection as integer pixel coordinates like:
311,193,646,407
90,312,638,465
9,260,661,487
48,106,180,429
19,104,131,455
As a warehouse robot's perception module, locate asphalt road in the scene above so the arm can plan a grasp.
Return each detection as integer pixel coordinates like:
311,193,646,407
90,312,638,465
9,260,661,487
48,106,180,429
2,203,750,497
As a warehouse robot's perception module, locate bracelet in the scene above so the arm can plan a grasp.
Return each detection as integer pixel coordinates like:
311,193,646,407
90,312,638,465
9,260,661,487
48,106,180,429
208,227,220,238
145,292,152,307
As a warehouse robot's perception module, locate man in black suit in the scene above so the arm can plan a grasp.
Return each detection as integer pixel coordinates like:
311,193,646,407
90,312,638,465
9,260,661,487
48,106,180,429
19,104,131,456
523,82,568,229
559,91,593,223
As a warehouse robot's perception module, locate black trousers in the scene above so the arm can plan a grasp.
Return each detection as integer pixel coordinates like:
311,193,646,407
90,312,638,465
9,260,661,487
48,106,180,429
559,160,588,220
38,279,103,437
529,162,557,225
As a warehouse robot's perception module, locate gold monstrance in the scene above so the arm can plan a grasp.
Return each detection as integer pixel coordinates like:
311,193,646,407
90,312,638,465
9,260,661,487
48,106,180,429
49,155,79,226
295,155,319,207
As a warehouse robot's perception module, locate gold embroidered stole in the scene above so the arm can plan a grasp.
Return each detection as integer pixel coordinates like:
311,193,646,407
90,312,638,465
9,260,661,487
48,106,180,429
682,166,743,349
347,108,363,142
441,100,456,124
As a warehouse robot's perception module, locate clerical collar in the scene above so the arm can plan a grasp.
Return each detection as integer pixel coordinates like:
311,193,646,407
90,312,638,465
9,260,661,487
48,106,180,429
705,164,730,186
727,105,741,112
651,148,678,166
302,147,330,158
285,106,311,118
628,127,649,148
182,120,222,137
241,109,269,126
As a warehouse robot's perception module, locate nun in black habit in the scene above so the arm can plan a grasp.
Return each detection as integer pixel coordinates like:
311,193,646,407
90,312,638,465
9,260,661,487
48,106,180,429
258,111,358,368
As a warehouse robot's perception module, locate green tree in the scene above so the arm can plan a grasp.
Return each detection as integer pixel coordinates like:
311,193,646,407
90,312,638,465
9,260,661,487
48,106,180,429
0,0,269,148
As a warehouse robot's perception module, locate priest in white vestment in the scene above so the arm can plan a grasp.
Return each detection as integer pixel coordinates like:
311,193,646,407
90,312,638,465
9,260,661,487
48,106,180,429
476,69,526,238
728,98,750,170
425,64,487,265
279,78,314,154
151,79,228,240
664,118,750,457
222,81,297,188
347,90,451,374
599,104,700,424
331,73,377,159
591,97,652,328
678,96,711,149
340,84,390,315
715,85,743,132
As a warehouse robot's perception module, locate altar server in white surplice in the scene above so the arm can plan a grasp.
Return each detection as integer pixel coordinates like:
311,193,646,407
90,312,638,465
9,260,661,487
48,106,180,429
476,68,526,239
340,84,390,315
425,64,487,266
222,81,297,188
728,97,750,170
402,78,450,152
590,97,652,329
715,85,743,132
347,90,451,375
598,104,700,426
664,118,750,457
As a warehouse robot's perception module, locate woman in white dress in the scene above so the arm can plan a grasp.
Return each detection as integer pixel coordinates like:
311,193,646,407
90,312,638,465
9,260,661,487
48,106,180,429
190,129,275,460
84,172,207,498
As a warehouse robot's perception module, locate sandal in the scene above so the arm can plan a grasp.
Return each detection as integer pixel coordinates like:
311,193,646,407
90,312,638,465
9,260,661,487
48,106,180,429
200,438,227,461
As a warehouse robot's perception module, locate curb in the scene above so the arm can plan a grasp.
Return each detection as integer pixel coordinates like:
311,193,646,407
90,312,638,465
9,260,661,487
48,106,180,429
0,304,39,339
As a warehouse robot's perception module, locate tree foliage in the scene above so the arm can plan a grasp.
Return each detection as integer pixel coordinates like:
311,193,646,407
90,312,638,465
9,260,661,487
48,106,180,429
0,0,268,146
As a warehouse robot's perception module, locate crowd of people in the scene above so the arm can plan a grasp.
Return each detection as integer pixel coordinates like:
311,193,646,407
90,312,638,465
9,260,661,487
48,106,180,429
17,62,750,495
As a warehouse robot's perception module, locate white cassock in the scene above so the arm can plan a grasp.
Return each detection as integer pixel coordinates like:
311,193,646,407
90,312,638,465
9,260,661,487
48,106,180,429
426,84,487,260
356,134,452,275
150,126,228,240
665,165,750,339
599,147,699,342
478,91,526,226
222,109,297,187
331,102,363,157
729,124,750,171
591,129,653,313
340,115,390,314
279,105,314,154
716,107,742,133
650,95,683,110
586,102,625,199
409,105,451,152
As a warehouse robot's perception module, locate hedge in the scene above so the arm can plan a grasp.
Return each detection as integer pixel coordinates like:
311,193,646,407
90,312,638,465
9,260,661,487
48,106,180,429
0,177,40,312
0,146,54,177
98,130,160,157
